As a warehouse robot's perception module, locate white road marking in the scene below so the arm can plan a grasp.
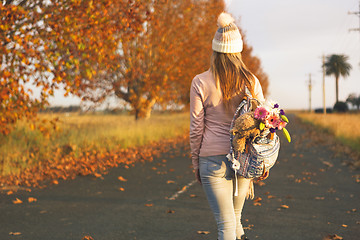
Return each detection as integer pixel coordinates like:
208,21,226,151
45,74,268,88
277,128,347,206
167,180,197,201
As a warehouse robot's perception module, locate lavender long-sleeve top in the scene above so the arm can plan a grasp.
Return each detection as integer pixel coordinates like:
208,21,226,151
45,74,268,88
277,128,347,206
190,70,265,169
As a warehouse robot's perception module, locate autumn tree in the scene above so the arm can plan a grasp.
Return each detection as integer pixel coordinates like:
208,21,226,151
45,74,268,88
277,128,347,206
1,2,48,135
104,0,225,119
0,0,145,134
1,0,269,127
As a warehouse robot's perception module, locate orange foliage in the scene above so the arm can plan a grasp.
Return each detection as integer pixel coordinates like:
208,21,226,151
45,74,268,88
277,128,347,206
112,0,225,119
1,0,269,132
0,134,190,188
0,0,145,134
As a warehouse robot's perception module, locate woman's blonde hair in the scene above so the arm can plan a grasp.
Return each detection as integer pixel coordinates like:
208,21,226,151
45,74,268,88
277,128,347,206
210,51,256,111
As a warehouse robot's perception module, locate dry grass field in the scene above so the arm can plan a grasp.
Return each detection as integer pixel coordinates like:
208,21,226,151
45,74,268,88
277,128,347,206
296,112,360,153
0,112,190,176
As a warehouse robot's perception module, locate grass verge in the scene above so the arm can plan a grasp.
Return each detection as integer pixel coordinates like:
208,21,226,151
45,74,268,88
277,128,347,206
296,112,360,157
0,112,190,177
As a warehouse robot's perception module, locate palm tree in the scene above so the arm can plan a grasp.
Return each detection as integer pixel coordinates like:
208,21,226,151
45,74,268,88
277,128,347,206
324,54,352,103
346,93,360,110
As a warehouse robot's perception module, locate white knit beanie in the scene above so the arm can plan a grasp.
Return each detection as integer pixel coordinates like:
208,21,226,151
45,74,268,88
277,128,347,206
212,12,243,53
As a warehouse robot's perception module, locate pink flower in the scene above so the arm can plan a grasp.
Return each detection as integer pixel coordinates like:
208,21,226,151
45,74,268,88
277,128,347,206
254,107,269,120
265,112,280,128
277,120,287,130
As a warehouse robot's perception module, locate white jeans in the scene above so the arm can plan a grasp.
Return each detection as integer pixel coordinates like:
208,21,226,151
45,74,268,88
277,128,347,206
199,155,251,240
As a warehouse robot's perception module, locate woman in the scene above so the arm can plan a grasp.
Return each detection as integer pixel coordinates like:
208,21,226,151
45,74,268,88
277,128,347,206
190,12,265,240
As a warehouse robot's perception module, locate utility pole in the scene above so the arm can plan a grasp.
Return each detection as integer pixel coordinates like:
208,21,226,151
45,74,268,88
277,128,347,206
349,1,360,66
322,55,326,114
307,73,312,112
349,1,360,35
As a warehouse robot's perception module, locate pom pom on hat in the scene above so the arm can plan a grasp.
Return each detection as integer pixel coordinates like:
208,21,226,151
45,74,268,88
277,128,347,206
212,12,243,53
217,12,235,28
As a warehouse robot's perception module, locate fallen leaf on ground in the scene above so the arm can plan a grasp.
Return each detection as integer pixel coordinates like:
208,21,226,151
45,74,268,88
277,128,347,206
12,198,22,204
341,224,348,228
322,234,343,240
280,204,289,209
254,181,265,186
9,232,21,236
346,209,356,213
118,176,127,182
197,231,210,235
118,187,125,191
189,194,197,198
315,197,325,200
7,190,13,195
243,224,254,230
93,173,102,178
167,209,175,213
322,161,333,168
166,180,175,184
145,203,153,207
82,236,94,240
253,197,262,202
28,197,37,203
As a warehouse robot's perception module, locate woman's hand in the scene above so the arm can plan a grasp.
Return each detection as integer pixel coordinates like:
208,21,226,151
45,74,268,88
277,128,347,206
195,168,202,184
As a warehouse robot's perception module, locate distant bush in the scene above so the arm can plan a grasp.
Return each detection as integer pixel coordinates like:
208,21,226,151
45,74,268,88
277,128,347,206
40,105,81,113
333,101,348,112
314,108,333,113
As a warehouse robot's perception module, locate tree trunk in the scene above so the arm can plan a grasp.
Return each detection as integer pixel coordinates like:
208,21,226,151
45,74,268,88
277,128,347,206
335,76,339,103
134,107,151,120
134,99,156,120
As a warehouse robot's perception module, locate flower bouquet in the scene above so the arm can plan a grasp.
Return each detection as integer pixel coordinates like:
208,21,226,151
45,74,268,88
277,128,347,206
254,100,291,142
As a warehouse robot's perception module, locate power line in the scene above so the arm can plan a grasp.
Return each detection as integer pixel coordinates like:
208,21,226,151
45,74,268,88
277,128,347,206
349,1,360,34
348,1,360,67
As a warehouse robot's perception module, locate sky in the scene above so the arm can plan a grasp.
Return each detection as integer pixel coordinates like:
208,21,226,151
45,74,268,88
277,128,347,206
48,0,360,110
224,0,360,110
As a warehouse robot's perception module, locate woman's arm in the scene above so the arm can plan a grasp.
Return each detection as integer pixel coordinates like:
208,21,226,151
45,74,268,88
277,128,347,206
189,77,205,170
253,76,265,102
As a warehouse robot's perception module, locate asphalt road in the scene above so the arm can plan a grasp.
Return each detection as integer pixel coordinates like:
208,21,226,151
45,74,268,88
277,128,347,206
0,115,359,240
